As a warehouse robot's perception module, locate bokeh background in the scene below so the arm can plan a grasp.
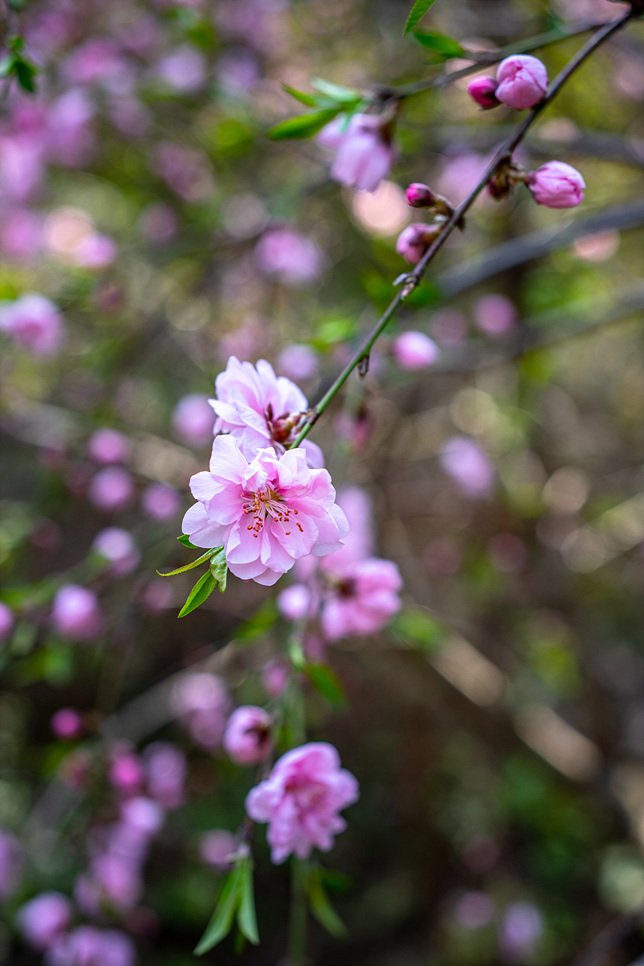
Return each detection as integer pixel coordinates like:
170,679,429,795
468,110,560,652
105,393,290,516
2,0,644,963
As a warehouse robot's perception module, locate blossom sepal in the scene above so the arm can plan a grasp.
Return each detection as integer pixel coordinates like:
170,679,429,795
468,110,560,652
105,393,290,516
177,548,228,618
194,852,259,955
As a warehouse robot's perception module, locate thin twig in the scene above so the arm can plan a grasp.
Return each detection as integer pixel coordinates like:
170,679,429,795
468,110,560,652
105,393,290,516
293,9,635,447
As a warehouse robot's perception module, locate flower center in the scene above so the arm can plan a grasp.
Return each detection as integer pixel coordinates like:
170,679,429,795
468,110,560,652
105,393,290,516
242,485,303,538
265,403,301,446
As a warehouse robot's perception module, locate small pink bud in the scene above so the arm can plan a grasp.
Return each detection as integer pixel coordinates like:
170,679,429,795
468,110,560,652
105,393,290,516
392,331,440,371
223,706,272,766
405,182,436,208
526,161,585,209
466,76,499,109
495,55,548,110
395,223,438,265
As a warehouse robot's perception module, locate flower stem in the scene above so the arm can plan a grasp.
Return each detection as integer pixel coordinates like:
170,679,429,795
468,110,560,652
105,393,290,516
293,9,635,449
288,857,308,966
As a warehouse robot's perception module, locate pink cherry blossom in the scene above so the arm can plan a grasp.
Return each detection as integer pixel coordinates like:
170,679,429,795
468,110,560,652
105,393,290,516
320,113,397,193
223,706,273,765
526,161,585,208
473,294,518,337
200,829,236,869
92,528,140,575
17,892,72,950
320,557,403,641
405,182,437,208
254,227,324,287
210,355,324,467
46,926,136,966
182,436,348,586
144,743,186,809
0,294,64,356
245,742,359,863
141,483,181,521
495,55,548,110
172,394,215,446
87,467,135,513
51,708,83,739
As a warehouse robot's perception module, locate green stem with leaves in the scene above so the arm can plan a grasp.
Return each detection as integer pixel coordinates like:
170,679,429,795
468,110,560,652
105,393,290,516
293,8,635,448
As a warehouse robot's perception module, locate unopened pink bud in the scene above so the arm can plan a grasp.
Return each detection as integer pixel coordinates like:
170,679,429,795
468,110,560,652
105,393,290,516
395,223,438,265
392,331,440,370
223,706,272,766
526,161,585,209
495,55,548,110
405,182,436,208
466,76,499,109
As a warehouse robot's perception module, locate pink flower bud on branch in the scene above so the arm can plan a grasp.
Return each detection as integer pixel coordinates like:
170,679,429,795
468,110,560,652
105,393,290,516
405,182,437,207
526,161,585,208
395,223,440,264
495,55,548,110
466,76,499,109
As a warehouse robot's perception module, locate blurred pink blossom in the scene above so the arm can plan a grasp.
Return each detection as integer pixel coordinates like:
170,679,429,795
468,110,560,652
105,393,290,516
319,113,397,193
73,233,118,269
254,227,324,287
109,748,145,796
139,203,178,244
172,394,215,447
45,89,95,167
93,527,140,576
183,436,348,586
17,892,73,950
277,583,313,621
141,483,181,521
153,142,214,202
392,331,440,370
320,557,403,641
395,223,438,264
261,657,290,699
495,55,548,110
499,901,543,963
0,208,43,261
0,294,64,356
157,46,207,93
52,585,102,641
0,602,14,642
144,743,186,809
170,672,230,750
46,925,136,966
216,49,260,95
472,294,518,337
51,708,83,739
276,344,319,381
223,706,273,765
87,467,135,513
88,429,131,465
199,830,236,869
439,437,495,497
246,742,359,863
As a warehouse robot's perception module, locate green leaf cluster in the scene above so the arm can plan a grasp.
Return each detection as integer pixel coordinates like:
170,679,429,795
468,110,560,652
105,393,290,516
195,855,259,955
269,78,364,141
158,540,228,617
0,37,39,93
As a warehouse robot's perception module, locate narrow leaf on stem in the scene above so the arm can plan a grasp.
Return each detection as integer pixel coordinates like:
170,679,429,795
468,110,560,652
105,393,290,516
403,0,439,35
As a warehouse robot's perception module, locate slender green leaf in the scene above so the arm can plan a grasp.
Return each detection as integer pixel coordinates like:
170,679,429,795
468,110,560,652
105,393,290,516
209,546,228,594
237,859,260,945
177,534,198,548
157,547,217,577
306,664,346,707
14,59,37,93
0,56,14,78
288,637,307,671
282,84,318,107
412,30,464,58
178,570,217,618
310,78,361,104
306,866,347,938
403,0,439,35
268,108,340,141
194,865,242,955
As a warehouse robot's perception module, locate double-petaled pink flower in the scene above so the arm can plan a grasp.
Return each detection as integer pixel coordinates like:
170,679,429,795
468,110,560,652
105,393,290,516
245,742,359,863
182,436,348,586
320,557,403,641
210,356,323,468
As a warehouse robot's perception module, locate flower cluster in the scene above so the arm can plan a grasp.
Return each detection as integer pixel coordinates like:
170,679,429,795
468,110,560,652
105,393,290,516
182,358,348,586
